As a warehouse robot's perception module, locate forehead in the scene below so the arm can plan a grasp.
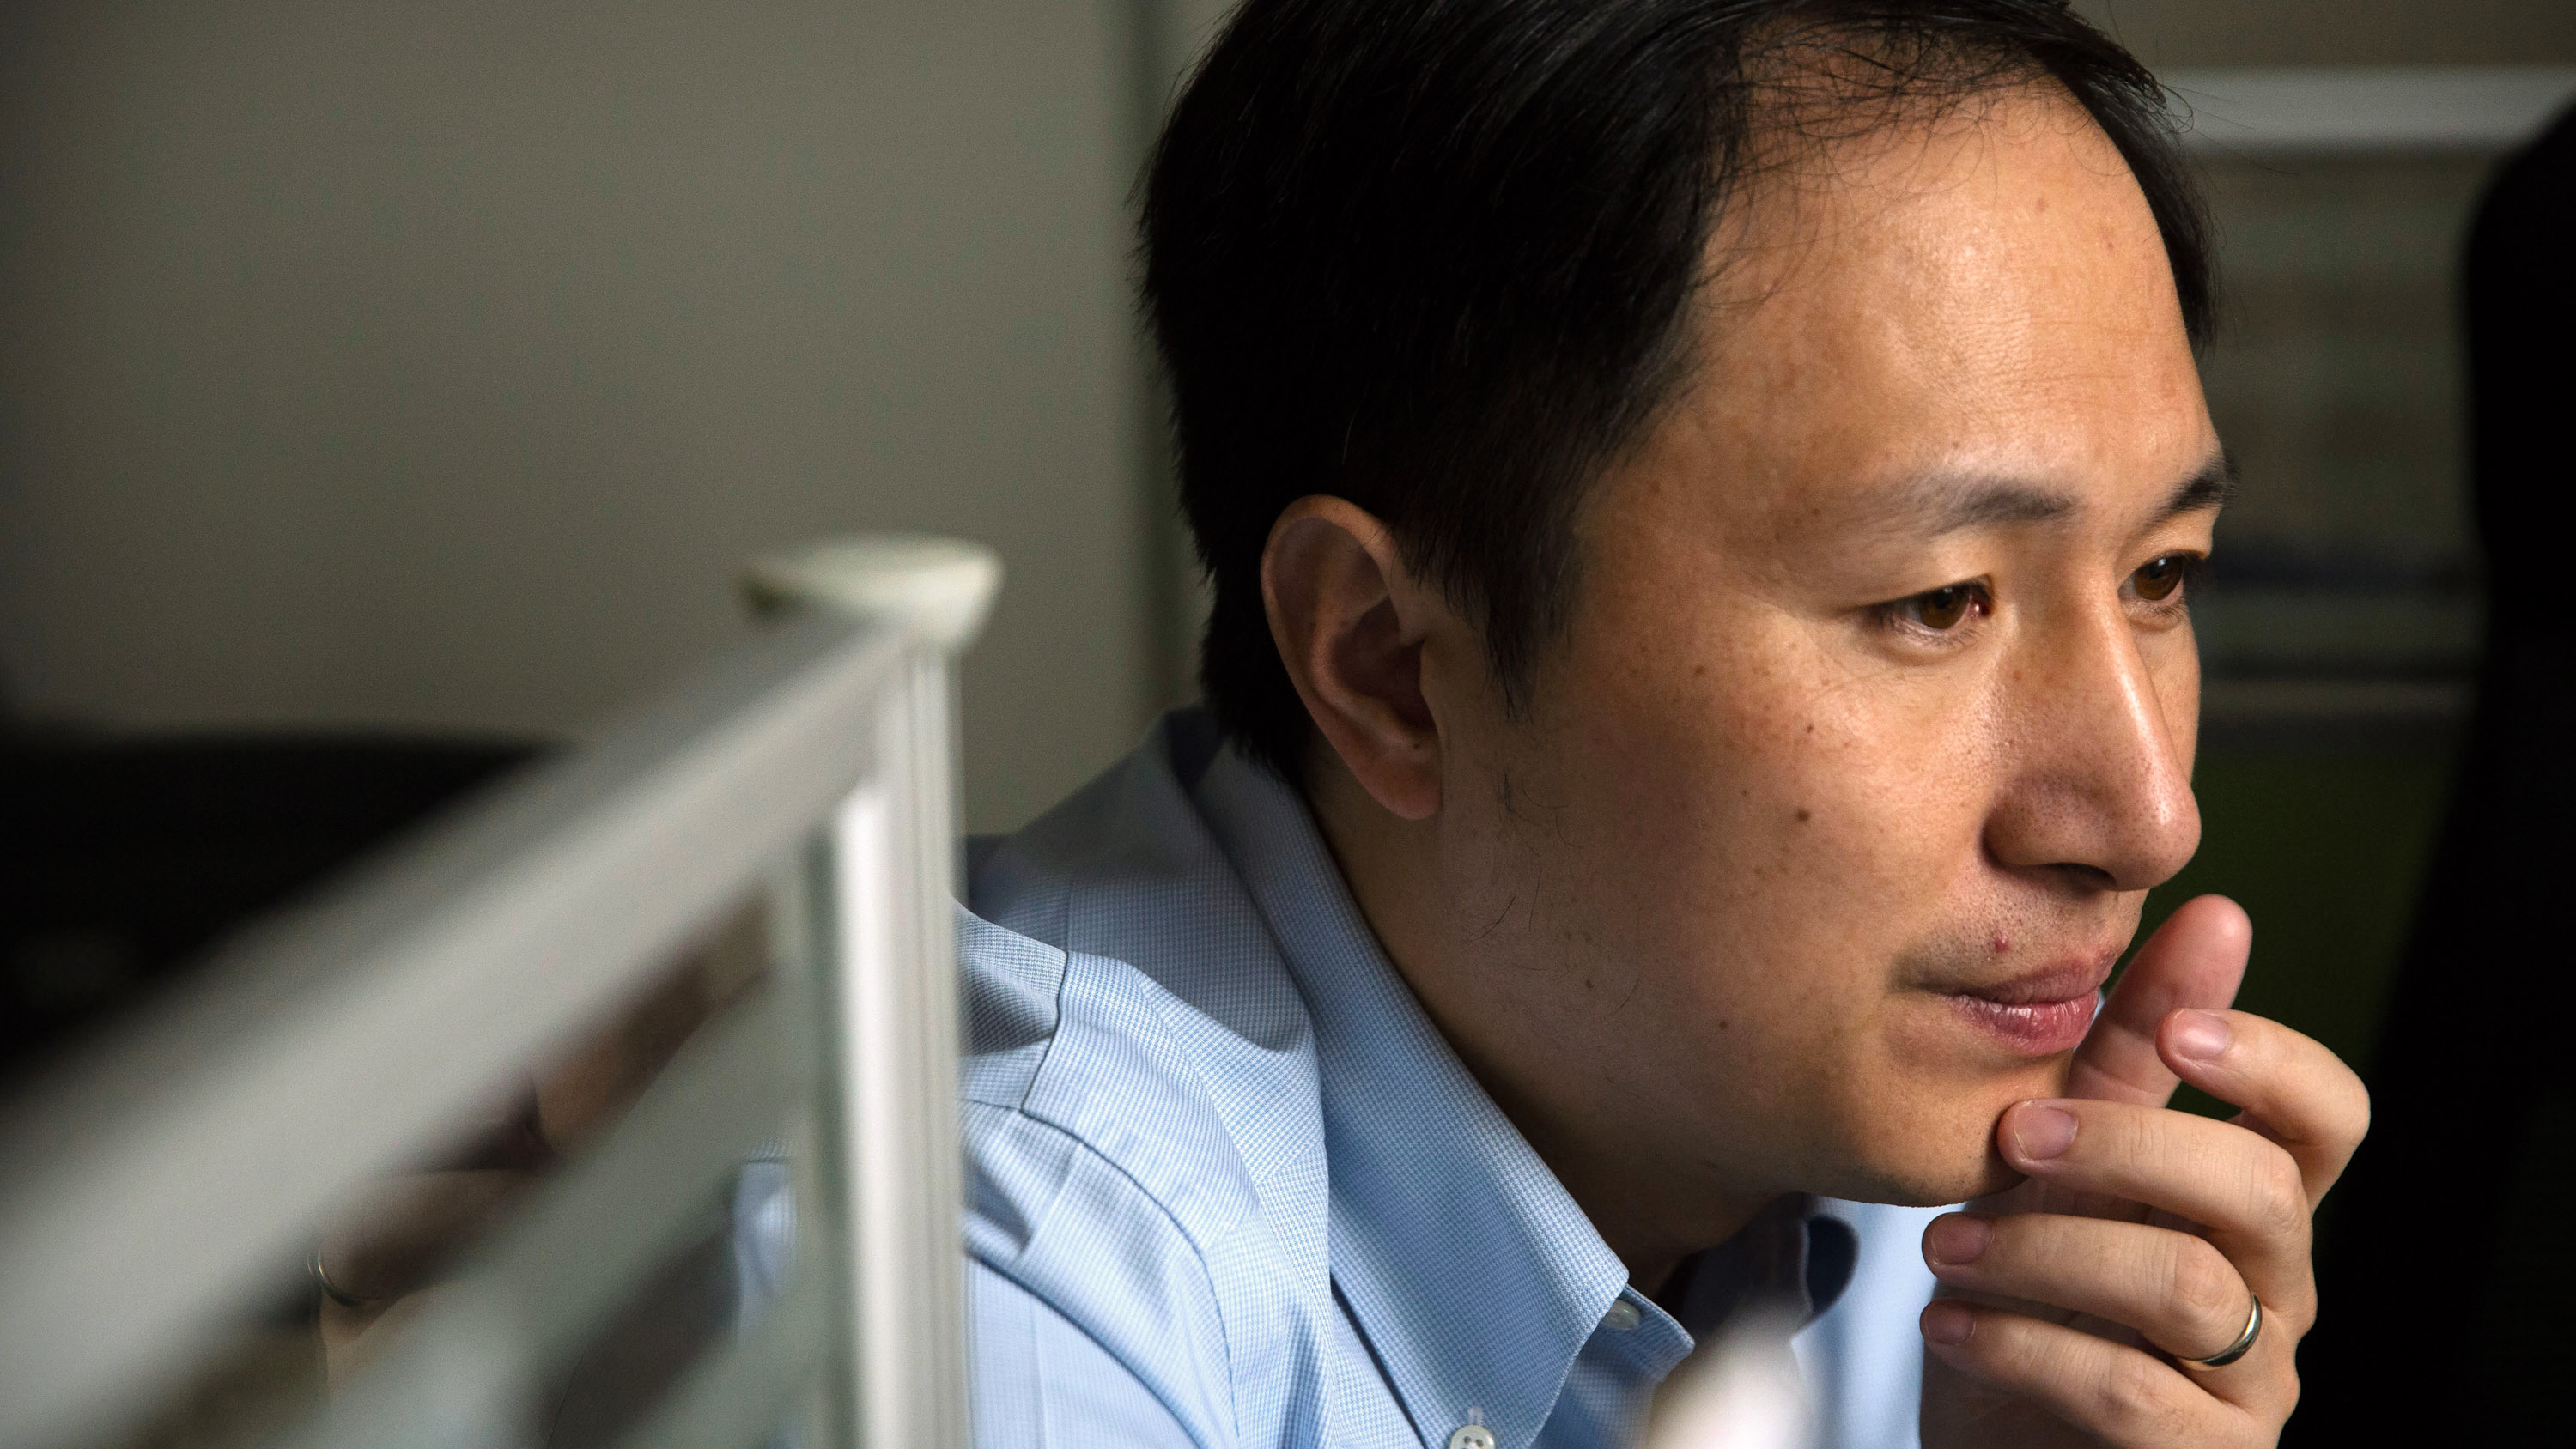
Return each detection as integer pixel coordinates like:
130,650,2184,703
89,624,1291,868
1643,84,2212,537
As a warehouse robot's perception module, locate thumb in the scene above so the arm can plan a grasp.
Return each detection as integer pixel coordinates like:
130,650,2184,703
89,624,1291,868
2064,894,2249,1106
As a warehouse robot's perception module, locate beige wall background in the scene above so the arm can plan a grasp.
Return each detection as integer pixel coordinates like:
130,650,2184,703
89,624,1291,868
0,0,1153,834
3,1,2567,834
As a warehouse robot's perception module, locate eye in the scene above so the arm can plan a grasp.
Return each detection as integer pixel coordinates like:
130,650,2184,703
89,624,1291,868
2129,553,2199,603
1893,581,1988,632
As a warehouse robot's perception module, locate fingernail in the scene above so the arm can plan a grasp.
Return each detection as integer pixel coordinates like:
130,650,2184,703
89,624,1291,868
1922,1300,1975,1347
2009,1102,2078,1161
2170,1009,2232,1064
1923,1215,1990,1267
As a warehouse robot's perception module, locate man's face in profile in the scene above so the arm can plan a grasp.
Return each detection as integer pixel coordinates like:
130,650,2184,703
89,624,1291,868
1417,87,2221,1213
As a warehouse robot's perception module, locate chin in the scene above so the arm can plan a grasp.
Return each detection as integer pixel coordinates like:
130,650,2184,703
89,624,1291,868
1827,1152,2020,1209
1810,1071,2056,1206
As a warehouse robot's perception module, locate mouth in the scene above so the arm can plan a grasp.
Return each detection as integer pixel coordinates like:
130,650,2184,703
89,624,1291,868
1937,952,2116,1058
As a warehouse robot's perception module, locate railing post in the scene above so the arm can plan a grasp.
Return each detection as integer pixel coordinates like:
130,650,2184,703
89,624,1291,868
746,537,998,1449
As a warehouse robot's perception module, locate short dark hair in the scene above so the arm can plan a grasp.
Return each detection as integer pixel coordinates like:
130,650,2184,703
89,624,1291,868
1144,0,2213,781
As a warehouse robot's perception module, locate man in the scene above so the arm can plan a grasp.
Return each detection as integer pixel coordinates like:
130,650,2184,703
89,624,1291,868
959,3,2366,1447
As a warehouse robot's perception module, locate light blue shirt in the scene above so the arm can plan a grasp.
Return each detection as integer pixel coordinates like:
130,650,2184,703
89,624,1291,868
957,710,1941,1448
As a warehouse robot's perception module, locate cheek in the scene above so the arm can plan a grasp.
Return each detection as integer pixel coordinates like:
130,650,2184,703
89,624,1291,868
1573,627,1991,957
2160,622,2202,770
1539,615,2029,1138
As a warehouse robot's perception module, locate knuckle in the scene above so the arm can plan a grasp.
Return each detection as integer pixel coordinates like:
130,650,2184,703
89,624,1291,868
2093,1350,2190,1440
2170,1237,2242,1336
2336,1076,2373,1149
2293,1051,2372,1149
2245,1150,2309,1238
2112,1105,2164,1161
2272,1278,2320,1340
2109,1349,2163,1406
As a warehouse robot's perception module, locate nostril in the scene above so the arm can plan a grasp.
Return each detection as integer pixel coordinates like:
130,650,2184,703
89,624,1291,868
2051,862,2118,890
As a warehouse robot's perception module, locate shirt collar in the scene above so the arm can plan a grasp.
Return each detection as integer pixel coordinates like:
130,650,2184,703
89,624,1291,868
1188,734,1840,1449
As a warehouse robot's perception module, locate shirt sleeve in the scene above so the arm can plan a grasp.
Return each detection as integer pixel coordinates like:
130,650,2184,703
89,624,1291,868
970,1257,1206,1449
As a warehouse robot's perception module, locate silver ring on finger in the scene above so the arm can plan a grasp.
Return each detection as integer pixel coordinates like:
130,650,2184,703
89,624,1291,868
2178,1292,2261,1369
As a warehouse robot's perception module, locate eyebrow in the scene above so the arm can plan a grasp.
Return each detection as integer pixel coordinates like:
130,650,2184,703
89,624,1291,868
1867,448,2237,537
2160,449,2239,518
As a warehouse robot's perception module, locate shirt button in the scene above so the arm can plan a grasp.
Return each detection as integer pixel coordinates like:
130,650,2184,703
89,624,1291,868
1446,1427,1497,1449
1602,1299,1643,1332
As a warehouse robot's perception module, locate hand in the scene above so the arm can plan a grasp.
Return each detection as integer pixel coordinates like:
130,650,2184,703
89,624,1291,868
1916,895,2371,1448
315,1117,548,1386
315,910,765,1384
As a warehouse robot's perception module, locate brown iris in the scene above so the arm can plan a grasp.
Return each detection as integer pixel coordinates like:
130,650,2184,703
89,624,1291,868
1910,584,1980,630
2133,554,2190,601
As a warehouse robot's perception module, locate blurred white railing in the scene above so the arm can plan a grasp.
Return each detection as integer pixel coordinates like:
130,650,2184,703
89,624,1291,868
0,536,998,1449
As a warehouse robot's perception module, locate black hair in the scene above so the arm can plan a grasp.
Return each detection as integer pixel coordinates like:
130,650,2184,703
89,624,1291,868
1143,0,2213,781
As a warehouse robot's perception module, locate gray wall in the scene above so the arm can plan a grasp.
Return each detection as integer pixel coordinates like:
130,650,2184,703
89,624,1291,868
0,0,1154,834
2075,1,2576,65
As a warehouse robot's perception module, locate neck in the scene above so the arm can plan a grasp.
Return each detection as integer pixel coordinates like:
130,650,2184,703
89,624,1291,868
1304,761,1774,1294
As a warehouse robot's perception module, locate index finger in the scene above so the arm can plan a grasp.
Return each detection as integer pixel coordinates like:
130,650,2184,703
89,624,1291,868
2160,1008,2371,1205
2068,894,2250,1106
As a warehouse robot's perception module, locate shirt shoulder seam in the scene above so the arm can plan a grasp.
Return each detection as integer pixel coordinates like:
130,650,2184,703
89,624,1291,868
964,1099,1243,1430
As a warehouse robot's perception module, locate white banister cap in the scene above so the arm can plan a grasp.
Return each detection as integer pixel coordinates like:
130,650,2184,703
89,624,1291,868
742,534,1002,651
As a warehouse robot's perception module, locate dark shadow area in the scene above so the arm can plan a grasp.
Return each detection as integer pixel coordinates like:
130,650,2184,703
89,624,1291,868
2283,98,2576,1444
1,730,546,1088
2138,743,2458,1113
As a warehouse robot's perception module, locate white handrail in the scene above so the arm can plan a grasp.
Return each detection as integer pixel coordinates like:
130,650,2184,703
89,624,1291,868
0,535,997,1449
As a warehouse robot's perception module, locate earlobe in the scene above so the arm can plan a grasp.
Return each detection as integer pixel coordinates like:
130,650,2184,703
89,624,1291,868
1260,497,1445,821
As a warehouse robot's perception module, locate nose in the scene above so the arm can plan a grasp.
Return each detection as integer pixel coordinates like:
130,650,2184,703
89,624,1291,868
1981,601,2200,893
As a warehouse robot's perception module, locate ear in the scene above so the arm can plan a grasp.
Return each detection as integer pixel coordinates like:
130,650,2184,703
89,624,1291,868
1260,496,1446,821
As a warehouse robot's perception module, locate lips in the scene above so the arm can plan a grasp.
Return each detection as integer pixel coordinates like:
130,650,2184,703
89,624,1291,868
1941,952,2116,1057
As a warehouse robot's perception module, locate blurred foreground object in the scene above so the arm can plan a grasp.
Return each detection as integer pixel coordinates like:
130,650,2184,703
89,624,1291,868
1647,1307,1811,1449
0,536,997,1449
